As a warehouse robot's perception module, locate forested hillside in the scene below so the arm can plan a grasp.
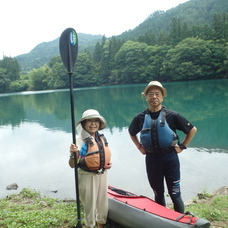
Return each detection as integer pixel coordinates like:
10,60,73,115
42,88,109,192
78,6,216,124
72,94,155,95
0,0,228,93
121,0,228,39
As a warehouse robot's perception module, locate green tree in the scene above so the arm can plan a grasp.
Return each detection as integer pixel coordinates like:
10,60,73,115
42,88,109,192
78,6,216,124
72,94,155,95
0,56,20,81
222,13,228,41
212,14,223,41
157,32,167,45
48,56,62,68
144,45,171,81
29,65,52,90
212,13,228,42
48,62,68,89
162,38,226,80
138,30,157,46
46,56,68,89
73,52,95,87
115,41,150,84
9,79,29,92
169,18,182,46
181,23,190,40
217,42,228,78
0,67,10,93
109,36,122,66
93,42,102,63
99,40,112,85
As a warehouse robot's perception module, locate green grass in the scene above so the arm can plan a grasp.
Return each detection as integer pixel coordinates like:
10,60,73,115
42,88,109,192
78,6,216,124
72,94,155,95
0,188,227,228
185,192,228,228
0,188,77,228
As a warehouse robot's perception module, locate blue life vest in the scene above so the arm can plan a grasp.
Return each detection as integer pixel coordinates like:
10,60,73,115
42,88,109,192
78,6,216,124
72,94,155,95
140,108,177,153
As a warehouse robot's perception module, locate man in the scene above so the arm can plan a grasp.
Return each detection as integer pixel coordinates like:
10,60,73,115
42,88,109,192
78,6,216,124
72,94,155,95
129,81,197,213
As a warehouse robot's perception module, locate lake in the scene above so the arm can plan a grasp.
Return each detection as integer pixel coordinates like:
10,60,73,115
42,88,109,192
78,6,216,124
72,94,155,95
0,79,228,204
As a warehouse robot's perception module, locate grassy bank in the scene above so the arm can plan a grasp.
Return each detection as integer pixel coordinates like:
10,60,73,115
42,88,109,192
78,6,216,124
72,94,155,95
0,188,227,228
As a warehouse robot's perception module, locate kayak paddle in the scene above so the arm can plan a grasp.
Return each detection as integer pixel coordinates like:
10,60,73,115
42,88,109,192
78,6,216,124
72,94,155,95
59,27,82,228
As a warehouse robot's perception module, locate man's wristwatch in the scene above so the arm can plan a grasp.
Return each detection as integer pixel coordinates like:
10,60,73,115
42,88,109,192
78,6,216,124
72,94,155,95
179,143,187,150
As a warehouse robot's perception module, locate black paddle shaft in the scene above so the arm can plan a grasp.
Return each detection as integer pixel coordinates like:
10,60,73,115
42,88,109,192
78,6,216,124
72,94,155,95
59,28,82,228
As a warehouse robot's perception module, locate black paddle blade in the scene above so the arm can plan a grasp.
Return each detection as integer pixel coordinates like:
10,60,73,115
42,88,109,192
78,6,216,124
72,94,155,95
59,28,78,73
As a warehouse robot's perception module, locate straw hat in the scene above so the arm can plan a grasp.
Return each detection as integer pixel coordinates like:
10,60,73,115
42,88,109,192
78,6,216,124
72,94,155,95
76,109,106,130
142,81,167,97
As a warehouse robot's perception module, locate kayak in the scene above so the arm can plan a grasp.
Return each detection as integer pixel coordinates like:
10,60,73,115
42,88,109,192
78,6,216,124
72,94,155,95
107,186,210,228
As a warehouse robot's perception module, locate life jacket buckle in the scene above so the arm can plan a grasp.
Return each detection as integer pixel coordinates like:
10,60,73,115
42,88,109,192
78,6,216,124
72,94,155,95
96,168,104,175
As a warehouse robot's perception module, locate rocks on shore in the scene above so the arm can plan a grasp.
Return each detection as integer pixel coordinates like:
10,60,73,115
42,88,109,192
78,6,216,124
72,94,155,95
213,186,228,196
6,183,19,190
5,183,58,194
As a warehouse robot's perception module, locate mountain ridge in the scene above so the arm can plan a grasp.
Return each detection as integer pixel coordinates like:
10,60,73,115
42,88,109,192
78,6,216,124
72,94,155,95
16,33,102,71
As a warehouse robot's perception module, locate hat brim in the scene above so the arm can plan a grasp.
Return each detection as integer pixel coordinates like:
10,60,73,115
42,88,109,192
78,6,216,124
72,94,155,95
142,85,167,97
76,114,106,130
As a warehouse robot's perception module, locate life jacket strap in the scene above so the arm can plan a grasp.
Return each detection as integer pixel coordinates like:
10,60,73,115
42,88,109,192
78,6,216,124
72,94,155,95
80,168,105,175
160,107,166,127
145,146,175,155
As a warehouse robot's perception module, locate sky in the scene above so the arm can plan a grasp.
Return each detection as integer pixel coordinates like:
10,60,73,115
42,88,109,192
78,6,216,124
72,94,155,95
0,0,189,58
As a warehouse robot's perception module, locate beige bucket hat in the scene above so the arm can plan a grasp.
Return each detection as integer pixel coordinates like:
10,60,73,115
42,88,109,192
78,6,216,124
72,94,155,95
142,81,167,97
76,109,106,130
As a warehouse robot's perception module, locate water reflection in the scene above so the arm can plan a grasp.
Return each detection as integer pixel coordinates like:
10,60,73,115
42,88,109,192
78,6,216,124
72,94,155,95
1,80,228,149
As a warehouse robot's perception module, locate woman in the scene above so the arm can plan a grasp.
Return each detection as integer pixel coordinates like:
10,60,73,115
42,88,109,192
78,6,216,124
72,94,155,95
69,109,112,228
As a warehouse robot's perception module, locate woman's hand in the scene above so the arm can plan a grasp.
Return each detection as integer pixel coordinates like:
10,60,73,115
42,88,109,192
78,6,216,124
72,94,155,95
69,144,79,159
69,144,79,168
104,162,112,169
70,144,79,153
